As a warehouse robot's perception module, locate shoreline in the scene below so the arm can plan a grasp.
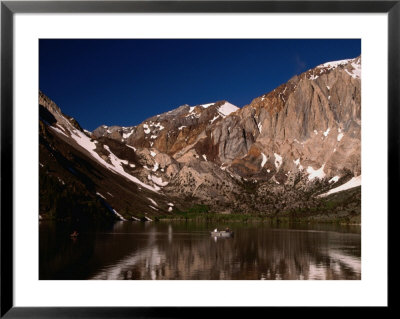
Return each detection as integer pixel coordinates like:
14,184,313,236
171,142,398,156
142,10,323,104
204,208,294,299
40,214,361,225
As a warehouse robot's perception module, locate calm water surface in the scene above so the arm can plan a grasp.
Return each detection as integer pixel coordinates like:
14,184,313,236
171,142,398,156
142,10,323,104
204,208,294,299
39,220,361,280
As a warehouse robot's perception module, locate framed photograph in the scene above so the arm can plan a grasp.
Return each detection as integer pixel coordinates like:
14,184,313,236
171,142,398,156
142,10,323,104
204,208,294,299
1,0,396,316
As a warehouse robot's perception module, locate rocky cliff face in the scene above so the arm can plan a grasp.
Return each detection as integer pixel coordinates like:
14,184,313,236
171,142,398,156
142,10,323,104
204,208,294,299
93,56,361,184
40,56,361,220
226,56,361,182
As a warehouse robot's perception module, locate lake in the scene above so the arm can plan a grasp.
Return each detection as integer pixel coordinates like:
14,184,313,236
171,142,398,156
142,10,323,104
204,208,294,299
39,220,361,280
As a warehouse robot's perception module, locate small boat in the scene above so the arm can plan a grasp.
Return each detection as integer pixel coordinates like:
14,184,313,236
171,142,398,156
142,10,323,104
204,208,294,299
210,228,234,238
70,231,79,238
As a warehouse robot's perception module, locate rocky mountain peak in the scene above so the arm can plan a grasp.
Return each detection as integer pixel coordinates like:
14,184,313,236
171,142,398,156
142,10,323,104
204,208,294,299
304,56,361,81
39,90,85,134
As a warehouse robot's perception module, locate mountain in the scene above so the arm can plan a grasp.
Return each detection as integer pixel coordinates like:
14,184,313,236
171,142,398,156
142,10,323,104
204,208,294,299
39,56,361,223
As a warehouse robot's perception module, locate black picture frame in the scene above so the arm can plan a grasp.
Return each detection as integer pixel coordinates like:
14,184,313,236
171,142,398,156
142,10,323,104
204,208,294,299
1,0,396,317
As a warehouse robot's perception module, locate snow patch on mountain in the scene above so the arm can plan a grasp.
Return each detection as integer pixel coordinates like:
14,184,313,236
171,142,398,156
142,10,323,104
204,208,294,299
189,106,196,113
319,59,350,70
293,158,304,170
151,122,164,130
274,153,283,169
319,175,361,197
123,130,134,139
329,176,339,183
143,124,150,134
113,209,127,221
201,102,215,108
261,153,267,168
307,164,326,181
69,130,160,192
96,192,106,199
50,125,69,138
345,61,361,79
152,162,159,172
148,174,168,187
147,197,158,207
210,115,220,124
218,102,239,117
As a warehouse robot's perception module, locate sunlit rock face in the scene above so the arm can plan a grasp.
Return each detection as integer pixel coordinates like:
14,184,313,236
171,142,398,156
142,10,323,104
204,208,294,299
93,56,360,184
226,56,361,182
40,56,361,218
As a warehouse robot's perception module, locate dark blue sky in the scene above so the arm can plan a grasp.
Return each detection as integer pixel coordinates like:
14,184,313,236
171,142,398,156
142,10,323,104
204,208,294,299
39,39,360,131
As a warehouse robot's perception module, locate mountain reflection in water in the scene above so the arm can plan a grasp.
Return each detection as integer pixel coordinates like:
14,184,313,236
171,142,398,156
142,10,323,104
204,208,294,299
39,221,361,280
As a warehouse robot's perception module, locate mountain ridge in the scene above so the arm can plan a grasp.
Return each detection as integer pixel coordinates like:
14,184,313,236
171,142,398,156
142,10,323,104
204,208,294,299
39,56,361,222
